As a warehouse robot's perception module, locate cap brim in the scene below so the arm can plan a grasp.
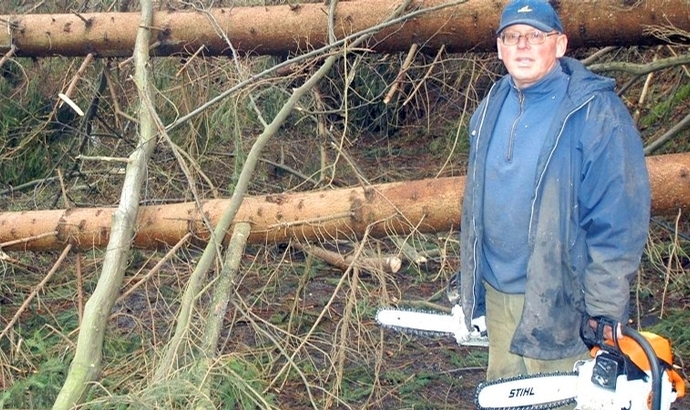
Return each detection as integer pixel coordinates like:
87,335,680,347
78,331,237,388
497,19,557,34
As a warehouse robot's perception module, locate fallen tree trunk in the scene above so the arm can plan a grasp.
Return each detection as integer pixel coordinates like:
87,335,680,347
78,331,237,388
1,153,689,252
1,0,688,57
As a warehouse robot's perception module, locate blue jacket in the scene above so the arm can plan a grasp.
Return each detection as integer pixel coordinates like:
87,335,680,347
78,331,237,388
460,57,651,360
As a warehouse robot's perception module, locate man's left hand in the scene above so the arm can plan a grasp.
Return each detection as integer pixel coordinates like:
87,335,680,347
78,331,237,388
588,318,622,341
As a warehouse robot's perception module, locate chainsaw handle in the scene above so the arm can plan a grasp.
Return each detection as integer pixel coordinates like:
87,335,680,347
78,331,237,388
580,315,620,350
622,325,663,410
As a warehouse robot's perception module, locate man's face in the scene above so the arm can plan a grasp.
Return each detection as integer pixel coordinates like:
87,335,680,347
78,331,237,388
496,24,568,89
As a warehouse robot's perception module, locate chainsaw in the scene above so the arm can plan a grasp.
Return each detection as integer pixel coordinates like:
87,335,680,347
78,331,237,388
376,305,686,410
375,275,489,347
375,303,489,346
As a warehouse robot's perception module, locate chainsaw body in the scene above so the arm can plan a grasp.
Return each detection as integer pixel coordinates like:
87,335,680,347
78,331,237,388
476,318,686,410
573,349,678,410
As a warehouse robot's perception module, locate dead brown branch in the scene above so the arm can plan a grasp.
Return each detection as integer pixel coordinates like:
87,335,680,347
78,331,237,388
384,43,418,104
293,242,402,274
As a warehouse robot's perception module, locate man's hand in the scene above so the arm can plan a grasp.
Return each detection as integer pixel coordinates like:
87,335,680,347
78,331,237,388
471,315,487,334
588,318,623,341
450,304,471,344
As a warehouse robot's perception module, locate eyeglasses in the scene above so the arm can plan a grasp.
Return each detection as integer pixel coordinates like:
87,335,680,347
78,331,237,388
499,31,559,46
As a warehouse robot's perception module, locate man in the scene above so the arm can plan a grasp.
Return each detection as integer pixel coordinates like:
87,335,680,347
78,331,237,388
458,0,651,381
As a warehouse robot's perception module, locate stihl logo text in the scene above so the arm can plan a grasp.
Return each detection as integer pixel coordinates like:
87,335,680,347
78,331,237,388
508,387,535,398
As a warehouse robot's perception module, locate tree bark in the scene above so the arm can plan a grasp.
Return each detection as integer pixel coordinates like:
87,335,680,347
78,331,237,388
2,152,689,253
51,0,157,407
195,222,251,409
1,0,688,57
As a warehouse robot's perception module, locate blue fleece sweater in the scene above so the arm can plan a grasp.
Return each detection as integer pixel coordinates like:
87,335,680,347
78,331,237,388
482,66,569,294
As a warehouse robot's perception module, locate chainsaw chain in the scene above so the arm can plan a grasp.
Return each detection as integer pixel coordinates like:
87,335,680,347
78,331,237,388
474,399,576,410
474,371,578,410
379,324,454,339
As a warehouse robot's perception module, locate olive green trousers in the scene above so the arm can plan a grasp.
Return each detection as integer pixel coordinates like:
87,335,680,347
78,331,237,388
484,283,591,410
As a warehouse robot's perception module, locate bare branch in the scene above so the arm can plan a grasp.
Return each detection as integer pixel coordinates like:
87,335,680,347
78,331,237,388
589,52,690,75
644,111,690,155
52,0,158,407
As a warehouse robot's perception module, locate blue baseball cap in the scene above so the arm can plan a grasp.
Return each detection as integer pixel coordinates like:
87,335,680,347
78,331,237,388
497,0,564,34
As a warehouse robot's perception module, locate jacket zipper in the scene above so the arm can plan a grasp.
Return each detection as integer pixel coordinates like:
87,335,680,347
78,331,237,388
506,90,525,162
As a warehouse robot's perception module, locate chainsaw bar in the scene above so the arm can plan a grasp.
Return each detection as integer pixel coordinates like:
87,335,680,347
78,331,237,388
475,372,578,410
375,305,488,346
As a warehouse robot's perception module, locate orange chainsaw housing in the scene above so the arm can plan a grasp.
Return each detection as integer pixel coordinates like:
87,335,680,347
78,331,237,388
591,331,686,398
